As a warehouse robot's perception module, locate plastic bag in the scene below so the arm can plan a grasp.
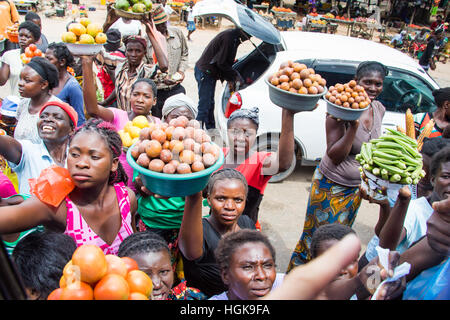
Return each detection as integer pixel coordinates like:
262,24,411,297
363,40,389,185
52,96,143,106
371,246,411,300
28,165,75,207
403,258,450,300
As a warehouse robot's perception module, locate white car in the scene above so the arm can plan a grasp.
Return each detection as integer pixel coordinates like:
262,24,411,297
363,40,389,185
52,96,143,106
194,0,440,182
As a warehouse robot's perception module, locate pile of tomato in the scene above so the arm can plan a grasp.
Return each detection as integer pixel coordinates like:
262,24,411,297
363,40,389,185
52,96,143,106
48,244,153,300
20,44,44,64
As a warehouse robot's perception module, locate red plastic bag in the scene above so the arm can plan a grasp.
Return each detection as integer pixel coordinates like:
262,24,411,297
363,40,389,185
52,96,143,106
29,165,75,207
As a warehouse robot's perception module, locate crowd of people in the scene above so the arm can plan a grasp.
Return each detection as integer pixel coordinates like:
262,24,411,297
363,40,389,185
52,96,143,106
0,1,449,301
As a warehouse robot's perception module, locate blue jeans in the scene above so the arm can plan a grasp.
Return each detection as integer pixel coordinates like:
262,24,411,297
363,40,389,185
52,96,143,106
194,65,216,129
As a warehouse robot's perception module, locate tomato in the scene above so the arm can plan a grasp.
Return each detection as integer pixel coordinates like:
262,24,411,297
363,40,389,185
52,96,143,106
121,257,139,274
128,292,149,300
126,270,153,298
34,48,42,57
62,260,80,287
28,44,37,51
24,47,33,58
94,274,130,300
60,282,94,300
47,288,63,300
105,254,128,278
72,245,107,285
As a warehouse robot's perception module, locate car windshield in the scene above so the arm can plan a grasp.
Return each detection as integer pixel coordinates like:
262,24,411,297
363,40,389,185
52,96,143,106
297,59,437,115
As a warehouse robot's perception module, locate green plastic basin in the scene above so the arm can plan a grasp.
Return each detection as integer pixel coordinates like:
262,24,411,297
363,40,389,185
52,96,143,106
127,143,224,197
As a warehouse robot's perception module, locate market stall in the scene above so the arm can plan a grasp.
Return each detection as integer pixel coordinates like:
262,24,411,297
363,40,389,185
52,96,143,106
271,6,297,30
253,1,270,14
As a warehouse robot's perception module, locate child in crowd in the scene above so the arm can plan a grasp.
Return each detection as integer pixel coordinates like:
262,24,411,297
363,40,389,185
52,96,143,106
309,223,358,299
12,230,76,300
117,230,206,300
210,229,284,300
0,119,137,255
309,223,404,300
179,168,256,297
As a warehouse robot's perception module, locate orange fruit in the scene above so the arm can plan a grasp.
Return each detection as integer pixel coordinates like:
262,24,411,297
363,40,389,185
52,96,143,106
68,23,86,37
79,34,95,44
71,245,107,285
105,254,128,278
94,274,130,300
86,23,102,38
129,292,149,300
79,17,91,28
60,282,94,300
47,288,63,300
121,257,139,274
95,32,107,44
126,270,153,298
61,31,77,43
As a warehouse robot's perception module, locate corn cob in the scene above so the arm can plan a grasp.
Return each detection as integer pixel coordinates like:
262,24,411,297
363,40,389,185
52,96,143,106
417,119,435,151
405,108,415,140
397,126,406,135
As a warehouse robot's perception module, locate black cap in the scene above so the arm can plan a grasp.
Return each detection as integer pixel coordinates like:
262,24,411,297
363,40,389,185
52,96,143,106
104,28,122,52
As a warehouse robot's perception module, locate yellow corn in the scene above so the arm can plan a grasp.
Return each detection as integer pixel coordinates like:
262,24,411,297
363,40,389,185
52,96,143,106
405,108,415,139
417,119,435,151
396,126,406,134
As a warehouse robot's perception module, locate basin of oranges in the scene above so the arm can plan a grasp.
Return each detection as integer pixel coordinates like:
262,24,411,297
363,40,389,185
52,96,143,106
47,244,153,300
126,115,224,197
324,80,371,121
20,44,44,64
61,18,106,56
266,60,327,111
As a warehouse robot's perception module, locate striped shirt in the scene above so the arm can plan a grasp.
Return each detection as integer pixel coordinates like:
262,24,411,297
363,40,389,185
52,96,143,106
414,112,444,138
114,60,157,112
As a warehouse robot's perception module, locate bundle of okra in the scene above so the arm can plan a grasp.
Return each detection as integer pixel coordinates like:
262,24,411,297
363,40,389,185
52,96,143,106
356,128,425,185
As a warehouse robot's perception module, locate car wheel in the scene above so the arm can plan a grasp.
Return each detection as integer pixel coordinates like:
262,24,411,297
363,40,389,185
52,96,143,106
255,133,298,183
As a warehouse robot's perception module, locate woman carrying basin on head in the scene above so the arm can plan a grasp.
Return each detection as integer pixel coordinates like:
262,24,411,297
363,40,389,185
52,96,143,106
221,107,298,227
287,61,388,271
81,54,162,191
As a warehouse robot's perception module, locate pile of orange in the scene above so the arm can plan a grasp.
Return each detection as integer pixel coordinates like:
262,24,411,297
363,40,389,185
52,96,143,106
272,6,293,13
61,18,106,45
20,44,44,64
47,244,153,300
130,115,221,174
268,60,327,95
325,80,371,109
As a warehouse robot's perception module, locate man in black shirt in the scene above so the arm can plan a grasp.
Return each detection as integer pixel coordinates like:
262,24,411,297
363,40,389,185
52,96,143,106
419,27,445,72
194,28,250,129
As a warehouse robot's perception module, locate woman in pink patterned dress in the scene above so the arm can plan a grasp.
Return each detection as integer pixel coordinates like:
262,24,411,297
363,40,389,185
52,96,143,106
0,118,137,255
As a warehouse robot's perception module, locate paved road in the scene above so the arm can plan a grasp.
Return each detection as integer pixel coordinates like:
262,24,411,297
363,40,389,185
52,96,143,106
37,3,449,272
